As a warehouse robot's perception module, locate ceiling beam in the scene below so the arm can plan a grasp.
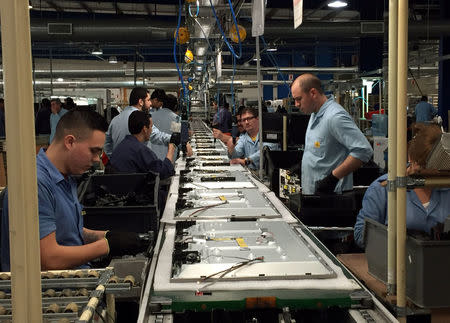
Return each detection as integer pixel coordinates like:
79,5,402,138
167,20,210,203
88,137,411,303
79,1,93,14
114,1,123,15
45,0,63,13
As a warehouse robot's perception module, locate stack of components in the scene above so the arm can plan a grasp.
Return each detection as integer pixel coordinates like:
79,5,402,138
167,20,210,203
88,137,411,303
0,268,135,322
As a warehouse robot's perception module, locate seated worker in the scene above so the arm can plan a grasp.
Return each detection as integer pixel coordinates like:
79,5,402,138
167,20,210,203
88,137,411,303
415,95,437,123
354,123,450,248
1,109,148,271
212,105,245,145
109,110,178,179
226,106,278,170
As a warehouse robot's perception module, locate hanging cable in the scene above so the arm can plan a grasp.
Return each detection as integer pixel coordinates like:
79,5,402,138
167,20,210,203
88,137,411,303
260,35,291,98
208,0,242,59
174,0,189,113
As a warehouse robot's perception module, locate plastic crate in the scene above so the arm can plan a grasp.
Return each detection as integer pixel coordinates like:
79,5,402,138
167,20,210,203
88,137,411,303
79,173,160,234
364,218,450,307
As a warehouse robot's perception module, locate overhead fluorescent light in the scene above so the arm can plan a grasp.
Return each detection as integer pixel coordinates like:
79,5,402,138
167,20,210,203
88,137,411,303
29,4,33,9
91,47,103,55
108,56,118,64
56,78,64,82
267,47,278,52
327,1,348,8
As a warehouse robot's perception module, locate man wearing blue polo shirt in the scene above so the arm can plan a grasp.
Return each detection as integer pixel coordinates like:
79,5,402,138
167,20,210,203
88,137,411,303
1,109,147,270
291,73,373,195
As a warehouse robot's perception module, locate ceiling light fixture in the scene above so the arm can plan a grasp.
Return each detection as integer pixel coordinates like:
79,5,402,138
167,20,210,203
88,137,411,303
56,77,64,82
267,46,278,52
91,47,103,55
327,1,348,8
108,56,118,64
28,4,33,9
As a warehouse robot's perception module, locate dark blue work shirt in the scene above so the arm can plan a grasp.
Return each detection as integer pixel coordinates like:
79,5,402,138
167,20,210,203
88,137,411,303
110,135,175,179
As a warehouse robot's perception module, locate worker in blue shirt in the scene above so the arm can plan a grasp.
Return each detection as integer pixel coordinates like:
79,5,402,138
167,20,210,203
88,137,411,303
354,123,450,248
109,110,178,179
103,87,171,157
226,106,278,170
415,95,437,123
291,73,373,195
49,98,68,143
1,109,148,270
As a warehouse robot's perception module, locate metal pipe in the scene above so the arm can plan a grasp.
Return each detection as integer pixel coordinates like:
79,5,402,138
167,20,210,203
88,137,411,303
0,66,359,79
0,79,294,90
282,115,287,151
256,36,263,180
387,0,398,296
0,0,43,321
21,18,450,42
397,0,409,319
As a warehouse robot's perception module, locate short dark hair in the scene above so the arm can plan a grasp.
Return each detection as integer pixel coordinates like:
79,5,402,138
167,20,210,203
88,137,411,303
51,98,61,105
237,105,245,116
241,106,258,118
150,88,166,101
54,108,108,142
41,98,51,109
128,110,150,135
129,87,149,106
164,94,178,112
420,95,428,102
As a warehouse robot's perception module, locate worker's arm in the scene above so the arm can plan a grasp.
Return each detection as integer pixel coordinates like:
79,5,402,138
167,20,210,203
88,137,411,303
149,125,171,145
40,232,108,270
83,228,107,244
354,176,388,248
165,143,176,163
212,128,231,145
332,155,364,179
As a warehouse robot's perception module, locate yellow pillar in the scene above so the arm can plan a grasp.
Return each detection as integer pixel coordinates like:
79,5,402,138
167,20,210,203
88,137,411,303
0,1,43,322
396,0,408,320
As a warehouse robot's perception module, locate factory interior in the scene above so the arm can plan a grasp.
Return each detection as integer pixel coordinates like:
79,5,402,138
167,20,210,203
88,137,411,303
0,0,449,322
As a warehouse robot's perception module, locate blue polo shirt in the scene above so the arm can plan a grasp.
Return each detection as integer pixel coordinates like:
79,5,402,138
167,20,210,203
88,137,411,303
1,149,85,271
231,132,279,170
354,174,450,247
301,98,373,195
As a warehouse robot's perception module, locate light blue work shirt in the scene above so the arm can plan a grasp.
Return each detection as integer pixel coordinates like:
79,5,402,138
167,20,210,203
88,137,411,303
231,132,278,170
49,108,68,143
150,108,180,160
103,106,171,157
301,98,373,195
354,174,450,248
1,149,86,271
415,101,436,123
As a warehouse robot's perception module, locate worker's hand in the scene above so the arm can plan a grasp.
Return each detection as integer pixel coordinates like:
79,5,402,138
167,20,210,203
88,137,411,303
230,158,246,166
186,142,193,157
169,132,181,146
104,231,149,257
212,128,223,140
315,173,339,194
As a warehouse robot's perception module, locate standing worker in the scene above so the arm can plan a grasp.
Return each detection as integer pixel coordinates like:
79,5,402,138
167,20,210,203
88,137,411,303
49,98,68,143
291,73,373,195
415,95,437,123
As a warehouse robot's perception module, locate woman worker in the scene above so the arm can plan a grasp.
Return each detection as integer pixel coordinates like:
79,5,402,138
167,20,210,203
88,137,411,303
354,123,450,248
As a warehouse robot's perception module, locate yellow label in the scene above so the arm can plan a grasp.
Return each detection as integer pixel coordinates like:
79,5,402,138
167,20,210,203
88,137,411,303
314,141,321,148
219,196,227,201
235,238,248,248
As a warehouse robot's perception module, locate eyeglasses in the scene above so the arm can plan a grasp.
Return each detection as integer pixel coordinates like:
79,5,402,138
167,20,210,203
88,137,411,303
241,116,256,123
